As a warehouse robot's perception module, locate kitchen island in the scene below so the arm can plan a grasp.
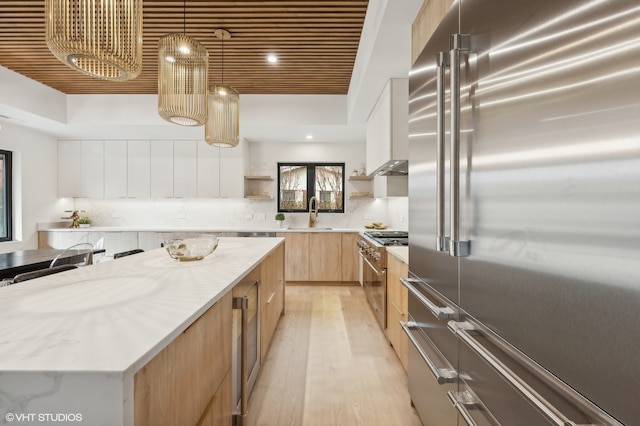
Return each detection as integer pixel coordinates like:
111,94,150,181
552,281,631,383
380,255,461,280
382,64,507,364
0,237,284,426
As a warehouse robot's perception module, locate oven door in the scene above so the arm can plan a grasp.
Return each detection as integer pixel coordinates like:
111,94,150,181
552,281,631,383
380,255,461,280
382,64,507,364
359,251,387,329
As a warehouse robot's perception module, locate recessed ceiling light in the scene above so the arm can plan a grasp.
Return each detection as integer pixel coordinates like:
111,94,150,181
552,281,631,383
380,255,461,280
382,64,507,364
267,54,278,63
306,134,313,140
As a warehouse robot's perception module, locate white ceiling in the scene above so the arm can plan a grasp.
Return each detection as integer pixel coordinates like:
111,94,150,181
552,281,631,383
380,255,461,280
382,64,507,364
0,0,422,144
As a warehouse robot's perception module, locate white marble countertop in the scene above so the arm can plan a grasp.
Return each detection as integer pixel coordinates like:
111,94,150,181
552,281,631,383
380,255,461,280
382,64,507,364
0,237,283,425
386,246,408,264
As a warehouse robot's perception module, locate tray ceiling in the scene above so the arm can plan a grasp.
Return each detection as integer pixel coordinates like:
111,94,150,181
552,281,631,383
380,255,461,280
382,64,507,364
0,0,368,96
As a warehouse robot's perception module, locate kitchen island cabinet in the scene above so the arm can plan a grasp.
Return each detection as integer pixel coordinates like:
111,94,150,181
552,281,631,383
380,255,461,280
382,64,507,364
0,237,284,426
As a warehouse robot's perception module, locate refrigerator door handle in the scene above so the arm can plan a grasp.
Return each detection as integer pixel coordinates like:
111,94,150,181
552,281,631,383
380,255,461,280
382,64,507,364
436,51,450,252
401,277,456,320
447,390,483,426
401,321,458,384
449,33,471,257
448,320,599,426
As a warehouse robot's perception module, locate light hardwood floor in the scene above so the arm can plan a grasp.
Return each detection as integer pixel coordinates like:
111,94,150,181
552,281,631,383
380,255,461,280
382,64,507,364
248,285,422,426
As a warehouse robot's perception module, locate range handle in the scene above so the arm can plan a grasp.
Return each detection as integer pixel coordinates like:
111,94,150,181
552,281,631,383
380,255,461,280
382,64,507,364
400,277,455,320
448,33,471,257
448,320,599,426
435,51,450,252
359,251,386,276
400,321,457,384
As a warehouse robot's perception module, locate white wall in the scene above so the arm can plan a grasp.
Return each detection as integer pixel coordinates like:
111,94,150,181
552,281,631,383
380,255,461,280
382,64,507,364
0,121,71,253
70,141,408,231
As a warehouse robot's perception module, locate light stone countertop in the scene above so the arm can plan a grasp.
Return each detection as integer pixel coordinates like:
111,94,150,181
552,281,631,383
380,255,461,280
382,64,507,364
386,246,408,264
37,225,364,233
0,237,283,425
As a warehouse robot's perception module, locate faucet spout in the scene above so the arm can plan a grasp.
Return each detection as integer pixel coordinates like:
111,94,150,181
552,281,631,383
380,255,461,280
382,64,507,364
308,196,318,227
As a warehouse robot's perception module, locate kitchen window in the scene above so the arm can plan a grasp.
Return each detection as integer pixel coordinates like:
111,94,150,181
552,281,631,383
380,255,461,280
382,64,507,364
0,150,12,242
277,163,344,213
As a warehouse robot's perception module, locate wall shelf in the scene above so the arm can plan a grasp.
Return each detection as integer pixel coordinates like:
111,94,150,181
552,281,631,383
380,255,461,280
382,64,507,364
348,175,373,181
244,176,274,199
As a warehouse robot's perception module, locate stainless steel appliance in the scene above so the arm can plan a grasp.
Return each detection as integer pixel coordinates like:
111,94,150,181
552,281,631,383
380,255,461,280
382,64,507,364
359,231,409,329
232,280,259,426
406,1,638,425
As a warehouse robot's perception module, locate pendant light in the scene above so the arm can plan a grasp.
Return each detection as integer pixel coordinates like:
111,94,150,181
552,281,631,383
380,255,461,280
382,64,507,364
157,0,209,126
45,0,142,81
205,29,240,147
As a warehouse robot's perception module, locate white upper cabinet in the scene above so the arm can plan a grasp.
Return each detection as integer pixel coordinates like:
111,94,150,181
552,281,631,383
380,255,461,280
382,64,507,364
365,78,409,197
174,140,198,198
197,140,244,198
196,141,221,198
104,140,128,198
59,140,104,198
58,139,244,199
127,140,151,198
150,140,174,198
219,142,244,198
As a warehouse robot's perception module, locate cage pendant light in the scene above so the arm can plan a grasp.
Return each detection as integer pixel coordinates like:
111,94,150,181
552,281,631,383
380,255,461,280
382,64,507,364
205,29,240,147
157,1,208,126
45,0,143,81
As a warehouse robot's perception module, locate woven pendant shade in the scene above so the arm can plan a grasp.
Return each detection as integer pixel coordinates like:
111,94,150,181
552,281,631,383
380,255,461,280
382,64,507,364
45,0,142,81
158,34,209,126
205,84,240,147
205,29,239,147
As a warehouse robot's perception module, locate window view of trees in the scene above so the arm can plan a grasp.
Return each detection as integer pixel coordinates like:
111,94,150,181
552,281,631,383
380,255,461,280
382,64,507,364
278,163,344,213
0,150,12,242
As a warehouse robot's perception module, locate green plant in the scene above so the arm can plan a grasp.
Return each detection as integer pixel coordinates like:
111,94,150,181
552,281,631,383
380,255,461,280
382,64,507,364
275,213,285,221
78,216,92,225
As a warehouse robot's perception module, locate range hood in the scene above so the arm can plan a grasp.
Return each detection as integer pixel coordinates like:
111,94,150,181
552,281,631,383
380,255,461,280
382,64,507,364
369,159,408,176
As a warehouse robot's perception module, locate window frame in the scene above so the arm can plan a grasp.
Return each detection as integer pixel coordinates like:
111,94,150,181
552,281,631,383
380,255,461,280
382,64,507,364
277,162,345,213
0,149,13,242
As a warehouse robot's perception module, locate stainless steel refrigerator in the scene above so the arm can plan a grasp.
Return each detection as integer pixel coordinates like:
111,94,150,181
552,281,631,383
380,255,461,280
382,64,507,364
405,1,639,425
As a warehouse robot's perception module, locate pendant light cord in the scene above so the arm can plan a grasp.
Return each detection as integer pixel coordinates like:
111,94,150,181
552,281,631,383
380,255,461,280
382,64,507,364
183,0,186,34
221,36,225,84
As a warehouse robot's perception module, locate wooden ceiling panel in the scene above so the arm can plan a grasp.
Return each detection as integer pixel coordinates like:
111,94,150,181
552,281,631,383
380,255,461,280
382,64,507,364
0,0,368,95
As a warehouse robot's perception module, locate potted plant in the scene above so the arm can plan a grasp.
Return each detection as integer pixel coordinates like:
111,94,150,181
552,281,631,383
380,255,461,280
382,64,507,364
77,217,92,228
275,213,285,228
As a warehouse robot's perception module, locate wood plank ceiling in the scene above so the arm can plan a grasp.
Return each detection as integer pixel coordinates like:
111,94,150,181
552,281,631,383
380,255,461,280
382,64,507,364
0,0,369,95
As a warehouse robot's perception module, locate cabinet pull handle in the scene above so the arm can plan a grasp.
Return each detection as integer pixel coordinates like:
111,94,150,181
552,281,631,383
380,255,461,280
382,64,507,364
266,291,275,304
447,390,481,426
400,321,457,384
448,34,471,257
436,51,450,252
448,320,602,426
400,277,455,320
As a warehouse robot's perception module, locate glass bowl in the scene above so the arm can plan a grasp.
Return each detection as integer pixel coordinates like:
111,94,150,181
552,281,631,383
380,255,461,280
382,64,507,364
165,236,219,261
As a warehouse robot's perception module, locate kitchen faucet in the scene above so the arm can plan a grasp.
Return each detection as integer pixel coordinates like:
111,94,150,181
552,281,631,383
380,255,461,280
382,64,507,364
308,196,318,227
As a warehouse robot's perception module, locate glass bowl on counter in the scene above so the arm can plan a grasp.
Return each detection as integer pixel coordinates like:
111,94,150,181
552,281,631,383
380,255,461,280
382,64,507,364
165,235,219,261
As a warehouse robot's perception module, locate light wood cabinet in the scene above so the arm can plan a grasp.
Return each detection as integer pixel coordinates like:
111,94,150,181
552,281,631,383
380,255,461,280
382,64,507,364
277,232,310,281
386,252,409,372
260,243,285,360
309,233,342,282
341,233,360,282
134,291,233,426
277,232,358,283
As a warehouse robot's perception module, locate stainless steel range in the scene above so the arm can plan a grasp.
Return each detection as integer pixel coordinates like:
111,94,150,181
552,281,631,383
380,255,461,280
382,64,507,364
358,231,409,330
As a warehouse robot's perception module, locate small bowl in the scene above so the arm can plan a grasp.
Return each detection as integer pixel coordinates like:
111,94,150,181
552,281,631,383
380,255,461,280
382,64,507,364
165,236,219,261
